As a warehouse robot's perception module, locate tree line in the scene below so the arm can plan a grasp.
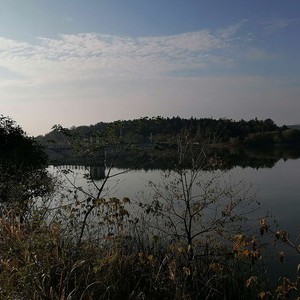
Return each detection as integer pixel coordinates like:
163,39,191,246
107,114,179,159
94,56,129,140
37,116,300,147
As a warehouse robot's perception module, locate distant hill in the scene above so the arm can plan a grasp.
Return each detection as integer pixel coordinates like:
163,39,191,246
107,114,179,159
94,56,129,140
36,117,300,150
288,124,300,130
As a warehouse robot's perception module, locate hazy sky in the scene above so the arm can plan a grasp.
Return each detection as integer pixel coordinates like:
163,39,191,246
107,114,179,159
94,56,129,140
0,0,299,136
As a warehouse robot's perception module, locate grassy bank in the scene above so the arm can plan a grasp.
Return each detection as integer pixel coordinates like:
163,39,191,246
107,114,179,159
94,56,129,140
0,205,265,299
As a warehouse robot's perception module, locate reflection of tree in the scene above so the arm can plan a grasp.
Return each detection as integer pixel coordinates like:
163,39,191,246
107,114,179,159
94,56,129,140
50,145,300,172
88,165,106,180
216,146,300,170
53,164,106,181
107,145,300,171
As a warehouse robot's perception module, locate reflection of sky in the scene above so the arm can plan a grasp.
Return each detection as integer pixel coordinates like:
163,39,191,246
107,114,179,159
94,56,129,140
50,157,300,282
51,158,300,235
215,158,300,282
229,158,300,234
117,158,300,282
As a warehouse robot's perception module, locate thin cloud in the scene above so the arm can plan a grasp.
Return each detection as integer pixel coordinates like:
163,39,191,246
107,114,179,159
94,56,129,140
244,47,277,61
261,18,298,34
0,22,247,86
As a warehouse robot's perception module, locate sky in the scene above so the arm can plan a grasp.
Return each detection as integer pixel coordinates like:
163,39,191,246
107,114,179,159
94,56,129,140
0,0,299,136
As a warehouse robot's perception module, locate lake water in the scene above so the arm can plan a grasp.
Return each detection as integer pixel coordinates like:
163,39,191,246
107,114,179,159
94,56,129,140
50,147,300,282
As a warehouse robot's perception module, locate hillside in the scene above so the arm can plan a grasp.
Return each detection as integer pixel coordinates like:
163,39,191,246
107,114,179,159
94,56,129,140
36,117,300,148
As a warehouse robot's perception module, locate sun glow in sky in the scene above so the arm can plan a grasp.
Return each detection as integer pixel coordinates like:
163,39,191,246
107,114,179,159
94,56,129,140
0,0,299,136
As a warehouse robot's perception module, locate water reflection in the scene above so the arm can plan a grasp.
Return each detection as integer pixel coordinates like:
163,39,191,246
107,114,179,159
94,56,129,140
51,146,300,187
54,164,106,180
69,145,300,171
50,146,300,283
215,145,300,169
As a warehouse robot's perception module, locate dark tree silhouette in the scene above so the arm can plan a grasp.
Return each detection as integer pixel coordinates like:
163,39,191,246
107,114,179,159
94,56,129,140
0,116,51,204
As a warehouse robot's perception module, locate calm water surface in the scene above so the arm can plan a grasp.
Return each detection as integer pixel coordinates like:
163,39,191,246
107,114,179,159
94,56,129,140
50,153,300,281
